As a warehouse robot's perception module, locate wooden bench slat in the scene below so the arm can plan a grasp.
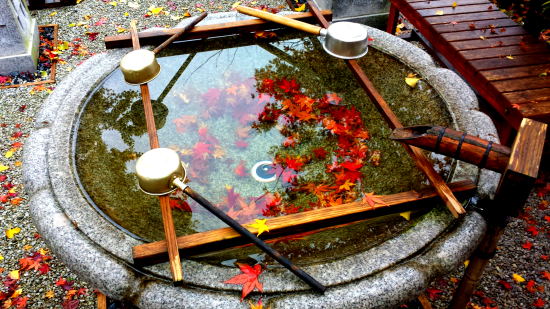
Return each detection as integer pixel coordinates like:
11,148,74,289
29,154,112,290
411,0,490,10
433,18,516,33
488,76,550,98
467,53,550,71
457,43,548,62
441,26,527,42
478,64,550,84
509,100,550,122
501,88,550,105
447,35,538,54
425,11,508,24
418,3,498,17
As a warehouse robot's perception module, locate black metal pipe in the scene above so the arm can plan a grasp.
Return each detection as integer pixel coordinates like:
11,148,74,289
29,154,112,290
182,186,326,294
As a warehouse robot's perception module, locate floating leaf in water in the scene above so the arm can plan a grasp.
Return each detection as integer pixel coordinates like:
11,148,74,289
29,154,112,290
405,77,422,88
400,211,411,220
248,219,269,236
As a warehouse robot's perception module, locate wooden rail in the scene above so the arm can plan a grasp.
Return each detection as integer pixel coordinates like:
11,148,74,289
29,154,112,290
133,180,476,266
104,10,333,49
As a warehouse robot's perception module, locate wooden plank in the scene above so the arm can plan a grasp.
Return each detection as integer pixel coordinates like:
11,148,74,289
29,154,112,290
446,35,538,54
133,180,476,265
425,11,507,24
488,76,550,98
501,87,550,105
467,53,550,71
387,3,401,34
507,100,550,123
129,21,183,285
478,64,550,83
432,17,516,33
418,294,434,309
104,10,333,49
457,43,548,63
411,0,490,10
97,292,107,309
418,3,498,17
441,26,527,42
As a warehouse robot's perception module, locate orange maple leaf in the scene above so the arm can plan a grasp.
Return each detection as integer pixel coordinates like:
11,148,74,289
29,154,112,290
362,191,389,209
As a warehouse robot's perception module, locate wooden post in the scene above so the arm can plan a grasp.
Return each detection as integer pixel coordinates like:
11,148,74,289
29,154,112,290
386,4,400,35
129,21,184,286
449,119,547,309
96,292,107,309
307,1,466,219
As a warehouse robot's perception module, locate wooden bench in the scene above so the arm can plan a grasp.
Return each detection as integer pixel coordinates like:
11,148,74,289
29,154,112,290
386,0,550,144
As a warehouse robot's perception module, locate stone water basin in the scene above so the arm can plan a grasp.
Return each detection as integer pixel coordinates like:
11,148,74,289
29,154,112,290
23,13,501,309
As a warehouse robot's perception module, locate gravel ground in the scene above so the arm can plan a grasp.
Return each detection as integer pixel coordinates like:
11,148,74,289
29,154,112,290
1,1,549,307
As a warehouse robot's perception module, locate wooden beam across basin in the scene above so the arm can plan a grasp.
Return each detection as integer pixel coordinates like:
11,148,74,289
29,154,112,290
104,10,333,49
133,179,476,267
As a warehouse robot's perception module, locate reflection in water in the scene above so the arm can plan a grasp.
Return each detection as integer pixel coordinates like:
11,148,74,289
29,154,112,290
75,30,455,266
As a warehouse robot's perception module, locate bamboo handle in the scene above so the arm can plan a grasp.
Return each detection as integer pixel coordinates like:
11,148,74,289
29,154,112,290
153,12,208,54
237,6,323,35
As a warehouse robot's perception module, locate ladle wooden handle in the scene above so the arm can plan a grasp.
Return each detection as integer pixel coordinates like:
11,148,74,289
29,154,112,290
237,6,323,35
153,12,208,54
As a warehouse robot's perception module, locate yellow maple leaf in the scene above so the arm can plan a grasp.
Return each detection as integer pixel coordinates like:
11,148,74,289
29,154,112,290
0,254,4,260
506,55,513,59
248,219,269,237
436,10,444,15
513,273,525,283
9,270,19,280
151,6,163,14
0,165,8,172
480,36,486,40
231,1,241,8
11,289,21,299
45,290,55,299
464,260,469,267
400,211,411,220
109,2,117,6
295,3,306,11
405,77,422,88
339,179,355,191
5,150,13,158
14,161,22,167
452,1,457,7
68,23,76,27
23,245,32,251
50,12,57,17
6,225,20,239
249,299,271,309
124,12,129,16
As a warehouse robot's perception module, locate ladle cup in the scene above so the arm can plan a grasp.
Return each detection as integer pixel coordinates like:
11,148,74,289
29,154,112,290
120,12,208,85
135,148,325,294
237,6,368,59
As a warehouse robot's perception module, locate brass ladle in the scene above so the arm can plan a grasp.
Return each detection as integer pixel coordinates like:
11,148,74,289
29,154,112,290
135,148,326,294
120,12,208,85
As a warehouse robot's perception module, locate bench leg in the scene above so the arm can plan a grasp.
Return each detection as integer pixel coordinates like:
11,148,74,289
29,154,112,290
386,3,400,34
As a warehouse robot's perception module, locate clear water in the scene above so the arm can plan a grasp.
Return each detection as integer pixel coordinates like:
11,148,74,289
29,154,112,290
75,30,455,265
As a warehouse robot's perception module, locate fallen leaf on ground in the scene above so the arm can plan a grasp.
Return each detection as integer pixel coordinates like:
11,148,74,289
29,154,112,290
513,273,525,283
532,298,546,307
9,270,19,280
506,55,513,59
499,280,512,290
522,240,533,250
45,290,54,298
6,225,20,238
223,263,265,301
426,287,442,300
452,1,457,7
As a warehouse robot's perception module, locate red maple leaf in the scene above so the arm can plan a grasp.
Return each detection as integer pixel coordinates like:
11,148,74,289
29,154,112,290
235,161,250,178
527,226,539,236
284,156,304,171
0,175,6,182
198,126,209,139
18,105,26,112
499,280,512,290
482,297,495,305
11,296,27,309
222,263,265,301
235,139,248,148
425,287,442,300
257,93,272,105
0,195,7,203
94,17,107,26
282,136,296,148
277,78,300,94
541,271,550,281
341,161,363,172
523,240,533,250
527,280,537,293
202,87,221,105
192,142,213,159
313,147,329,159
538,183,550,197
262,79,274,91
77,287,87,297
362,191,389,209
284,204,301,215
281,168,297,184
38,263,50,275
86,32,99,41
12,131,23,138
62,299,80,309
55,277,74,291
532,298,546,307
325,92,343,104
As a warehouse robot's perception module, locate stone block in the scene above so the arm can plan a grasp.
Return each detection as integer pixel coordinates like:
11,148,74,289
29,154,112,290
0,0,39,74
